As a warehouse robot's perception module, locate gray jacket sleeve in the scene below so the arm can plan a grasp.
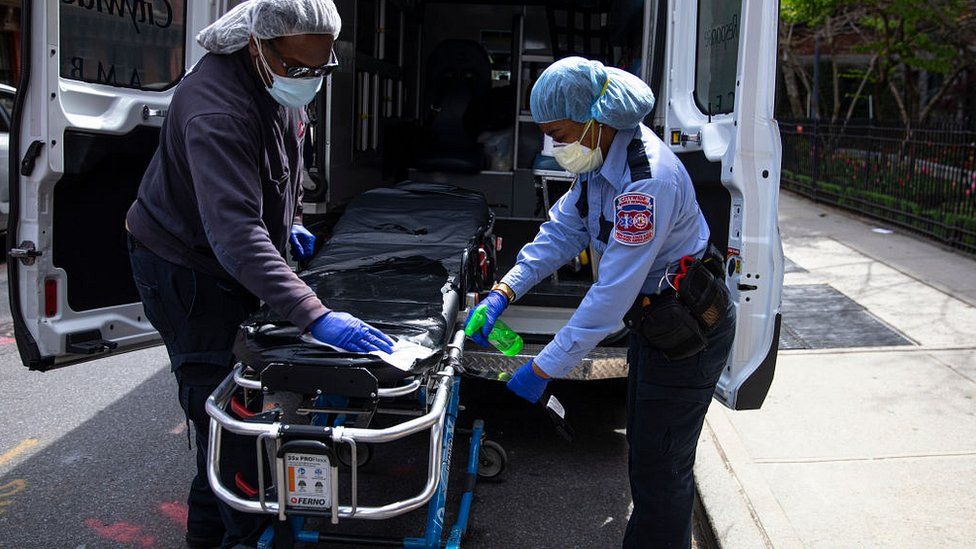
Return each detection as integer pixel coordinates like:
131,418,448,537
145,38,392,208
183,113,328,330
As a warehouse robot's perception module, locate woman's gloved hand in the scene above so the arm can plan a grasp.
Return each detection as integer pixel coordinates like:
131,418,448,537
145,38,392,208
506,360,551,403
289,224,316,261
464,290,509,347
309,312,395,354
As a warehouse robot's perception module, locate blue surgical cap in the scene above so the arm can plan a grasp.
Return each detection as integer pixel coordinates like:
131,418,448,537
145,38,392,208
530,57,655,129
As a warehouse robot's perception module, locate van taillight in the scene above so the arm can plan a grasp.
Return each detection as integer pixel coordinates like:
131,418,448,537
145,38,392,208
44,279,58,317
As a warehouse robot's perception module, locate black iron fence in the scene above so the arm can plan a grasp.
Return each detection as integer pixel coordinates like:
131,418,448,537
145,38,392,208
779,119,976,254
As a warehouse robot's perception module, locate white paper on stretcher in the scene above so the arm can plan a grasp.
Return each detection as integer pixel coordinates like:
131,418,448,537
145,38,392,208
299,334,436,371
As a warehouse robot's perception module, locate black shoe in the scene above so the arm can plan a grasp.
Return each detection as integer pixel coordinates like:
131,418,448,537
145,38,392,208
185,533,223,549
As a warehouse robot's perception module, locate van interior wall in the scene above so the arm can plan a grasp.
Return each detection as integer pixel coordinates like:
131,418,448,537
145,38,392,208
328,1,645,209
421,3,549,63
323,1,733,286
53,127,159,311
323,0,422,206
379,4,537,216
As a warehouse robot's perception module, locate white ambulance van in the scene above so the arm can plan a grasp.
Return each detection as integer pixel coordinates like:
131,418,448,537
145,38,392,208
8,0,782,410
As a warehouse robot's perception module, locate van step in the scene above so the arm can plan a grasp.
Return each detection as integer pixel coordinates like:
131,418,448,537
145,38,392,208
463,344,628,380
65,330,118,355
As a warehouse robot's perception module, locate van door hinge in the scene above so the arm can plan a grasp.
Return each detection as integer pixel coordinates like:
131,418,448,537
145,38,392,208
20,140,44,176
9,241,41,265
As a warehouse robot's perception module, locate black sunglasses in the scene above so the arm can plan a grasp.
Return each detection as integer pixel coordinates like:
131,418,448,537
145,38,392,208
263,39,339,79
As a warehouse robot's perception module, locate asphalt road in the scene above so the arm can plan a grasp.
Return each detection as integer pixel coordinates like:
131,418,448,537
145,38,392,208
0,257,655,548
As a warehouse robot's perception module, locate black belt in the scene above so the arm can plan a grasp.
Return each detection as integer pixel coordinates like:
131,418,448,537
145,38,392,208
126,232,150,252
633,287,676,309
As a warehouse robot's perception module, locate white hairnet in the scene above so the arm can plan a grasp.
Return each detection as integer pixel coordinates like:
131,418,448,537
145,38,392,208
197,0,342,54
530,57,655,129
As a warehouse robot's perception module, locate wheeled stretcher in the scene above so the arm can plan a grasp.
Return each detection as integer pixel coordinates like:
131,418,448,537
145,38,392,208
205,182,506,548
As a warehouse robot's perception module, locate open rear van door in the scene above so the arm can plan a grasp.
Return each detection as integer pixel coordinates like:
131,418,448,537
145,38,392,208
660,0,783,409
7,1,220,370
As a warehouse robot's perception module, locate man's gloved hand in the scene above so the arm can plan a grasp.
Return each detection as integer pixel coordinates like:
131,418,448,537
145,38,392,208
464,290,509,347
309,312,395,354
289,224,316,261
506,360,551,404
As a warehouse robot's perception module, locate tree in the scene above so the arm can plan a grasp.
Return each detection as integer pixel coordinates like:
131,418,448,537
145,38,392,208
855,0,975,124
779,0,976,124
779,0,863,122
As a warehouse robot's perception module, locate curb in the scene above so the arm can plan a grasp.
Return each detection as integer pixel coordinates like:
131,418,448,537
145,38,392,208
694,407,804,548
695,420,773,548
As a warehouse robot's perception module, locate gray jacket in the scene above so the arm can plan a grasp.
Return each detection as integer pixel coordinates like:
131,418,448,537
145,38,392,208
126,49,327,330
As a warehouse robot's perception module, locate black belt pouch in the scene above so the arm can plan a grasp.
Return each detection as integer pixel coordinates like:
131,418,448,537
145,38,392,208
677,260,730,331
625,293,707,361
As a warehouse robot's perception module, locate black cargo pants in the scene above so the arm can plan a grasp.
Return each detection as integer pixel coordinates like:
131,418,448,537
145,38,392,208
127,234,267,548
623,296,736,549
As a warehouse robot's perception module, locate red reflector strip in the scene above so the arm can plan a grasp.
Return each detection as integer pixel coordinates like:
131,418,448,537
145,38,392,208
235,472,259,498
230,396,256,419
44,279,57,317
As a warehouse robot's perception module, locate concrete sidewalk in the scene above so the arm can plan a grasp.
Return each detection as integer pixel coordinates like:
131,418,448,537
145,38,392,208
696,192,976,548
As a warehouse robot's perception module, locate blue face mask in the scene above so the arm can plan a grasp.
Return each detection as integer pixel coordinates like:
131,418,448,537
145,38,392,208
256,41,323,109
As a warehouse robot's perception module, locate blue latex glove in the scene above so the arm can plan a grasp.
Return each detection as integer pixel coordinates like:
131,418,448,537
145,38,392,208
464,290,509,348
309,312,395,354
289,224,316,261
506,360,551,404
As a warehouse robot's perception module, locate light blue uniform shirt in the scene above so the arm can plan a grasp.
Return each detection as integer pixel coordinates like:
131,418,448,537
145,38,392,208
501,124,710,377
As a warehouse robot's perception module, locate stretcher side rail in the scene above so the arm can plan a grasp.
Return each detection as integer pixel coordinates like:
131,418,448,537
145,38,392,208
205,330,465,520
232,366,422,398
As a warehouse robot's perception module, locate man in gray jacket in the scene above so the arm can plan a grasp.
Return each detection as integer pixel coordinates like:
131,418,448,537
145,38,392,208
125,1,390,546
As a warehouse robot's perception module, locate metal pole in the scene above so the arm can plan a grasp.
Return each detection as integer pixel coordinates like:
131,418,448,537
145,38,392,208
812,35,820,121
812,33,821,191
512,11,525,173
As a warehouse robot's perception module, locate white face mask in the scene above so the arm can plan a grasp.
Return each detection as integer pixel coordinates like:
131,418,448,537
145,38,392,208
552,120,604,174
256,39,323,109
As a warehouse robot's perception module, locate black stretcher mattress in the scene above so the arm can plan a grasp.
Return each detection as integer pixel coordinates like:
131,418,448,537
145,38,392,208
235,181,491,381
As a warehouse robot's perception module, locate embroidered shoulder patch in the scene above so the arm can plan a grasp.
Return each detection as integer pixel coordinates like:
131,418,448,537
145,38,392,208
614,192,655,246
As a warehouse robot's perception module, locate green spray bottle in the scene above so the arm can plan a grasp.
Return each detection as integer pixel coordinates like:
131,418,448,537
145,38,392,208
464,305,524,356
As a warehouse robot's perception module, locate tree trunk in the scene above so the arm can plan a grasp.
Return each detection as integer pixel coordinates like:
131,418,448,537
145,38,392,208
783,45,813,116
918,61,969,124
792,51,813,100
826,17,842,123
917,68,929,120
779,24,805,118
887,77,910,126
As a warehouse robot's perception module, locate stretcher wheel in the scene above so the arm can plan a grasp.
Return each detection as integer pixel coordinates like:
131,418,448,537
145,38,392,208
336,443,373,468
477,440,507,480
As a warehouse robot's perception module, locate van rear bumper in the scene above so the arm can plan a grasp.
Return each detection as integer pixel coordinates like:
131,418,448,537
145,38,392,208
462,344,629,380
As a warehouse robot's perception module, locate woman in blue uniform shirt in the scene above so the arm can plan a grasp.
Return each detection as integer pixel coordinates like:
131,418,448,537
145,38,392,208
468,57,736,548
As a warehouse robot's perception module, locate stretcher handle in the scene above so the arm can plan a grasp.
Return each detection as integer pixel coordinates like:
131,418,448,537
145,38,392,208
278,424,335,439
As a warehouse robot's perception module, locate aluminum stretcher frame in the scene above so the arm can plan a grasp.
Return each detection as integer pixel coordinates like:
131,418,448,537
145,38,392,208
204,328,488,548
203,183,499,546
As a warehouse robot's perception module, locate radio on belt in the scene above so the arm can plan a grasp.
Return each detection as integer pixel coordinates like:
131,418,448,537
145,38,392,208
276,439,340,523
